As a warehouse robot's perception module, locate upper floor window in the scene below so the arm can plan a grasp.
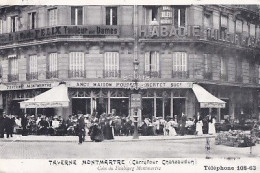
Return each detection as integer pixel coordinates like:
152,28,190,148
145,51,160,77
203,54,212,80
28,12,37,29
8,16,19,33
220,57,228,81
71,6,83,25
249,23,256,36
243,22,249,35
235,57,243,82
0,19,3,34
27,55,38,81
8,55,19,82
172,52,188,78
236,19,243,33
144,6,159,25
69,52,85,78
104,52,120,78
173,6,186,27
203,11,212,28
48,8,58,26
106,7,117,25
220,15,228,39
47,53,58,79
249,61,256,84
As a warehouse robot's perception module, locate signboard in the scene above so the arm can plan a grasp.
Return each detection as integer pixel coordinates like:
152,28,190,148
67,81,193,89
0,82,59,91
160,6,173,25
0,25,119,45
131,94,142,109
20,101,69,108
200,102,226,108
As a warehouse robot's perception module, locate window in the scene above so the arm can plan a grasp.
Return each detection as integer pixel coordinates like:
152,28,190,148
236,20,243,33
203,54,212,80
220,57,228,81
0,19,3,34
243,22,249,35
249,61,256,84
8,16,19,32
204,12,212,28
71,6,83,25
174,6,186,27
47,53,58,78
145,51,160,77
69,52,85,78
28,12,37,29
145,6,159,25
220,15,228,39
8,55,19,82
48,8,58,26
172,52,188,78
29,55,38,73
235,57,243,82
104,52,120,78
249,24,256,36
106,7,117,25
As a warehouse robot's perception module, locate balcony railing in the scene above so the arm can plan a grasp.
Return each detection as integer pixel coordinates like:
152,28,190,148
68,70,86,78
220,74,228,82
26,72,38,81
144,71,161,78
203,72,213,80
103,70,121,78
235,75,243,83
8,74,19,82
46,70,58,79
172,71,189,79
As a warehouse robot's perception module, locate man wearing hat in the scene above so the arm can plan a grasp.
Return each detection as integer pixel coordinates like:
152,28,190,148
21,114,28,136
77,113,85,144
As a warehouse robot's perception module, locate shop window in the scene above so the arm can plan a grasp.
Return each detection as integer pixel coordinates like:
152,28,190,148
28,12,37,29
106,7,117,25
235,19,243,33
7,16,19,33
235,57,243,82
144,6,159,25
172,52,188,78
71,6,83,25
220,57,228,81
47,53,58,79
104,52,120,78
173,6,186,27
145,51,160,78
48,8,58,26
69,52,85,78
8,55,19,82
203,54,212,80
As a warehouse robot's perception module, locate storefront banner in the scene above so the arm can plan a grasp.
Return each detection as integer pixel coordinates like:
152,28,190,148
0,82,59,91
200,102,226,108
20,101,69,108
67,81,193,89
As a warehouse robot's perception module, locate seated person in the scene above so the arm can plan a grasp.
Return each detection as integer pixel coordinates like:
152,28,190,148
37,117,49,135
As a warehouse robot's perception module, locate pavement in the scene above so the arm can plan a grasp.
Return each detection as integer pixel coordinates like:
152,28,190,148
0,134,216,142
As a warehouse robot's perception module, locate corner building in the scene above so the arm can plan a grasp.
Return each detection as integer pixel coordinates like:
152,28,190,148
0,5,259,122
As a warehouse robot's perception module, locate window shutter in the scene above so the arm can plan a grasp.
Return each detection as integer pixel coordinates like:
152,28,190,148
7,16,11,33
15,16,19,32
145,52,150,72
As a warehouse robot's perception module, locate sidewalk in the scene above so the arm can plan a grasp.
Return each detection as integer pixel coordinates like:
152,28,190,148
0,134,216,143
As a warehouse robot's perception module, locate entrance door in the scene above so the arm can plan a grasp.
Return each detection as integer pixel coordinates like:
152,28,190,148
173,98,185,119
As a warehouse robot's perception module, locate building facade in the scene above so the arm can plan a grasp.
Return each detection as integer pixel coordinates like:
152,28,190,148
0,5,259,122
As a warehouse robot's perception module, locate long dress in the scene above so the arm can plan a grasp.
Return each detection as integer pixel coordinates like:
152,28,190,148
196,121,203,135
208,118,216,135
168,121,177,136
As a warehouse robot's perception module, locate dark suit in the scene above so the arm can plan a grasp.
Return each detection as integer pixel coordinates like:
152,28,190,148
78,115,85,144
21,115,28,136
180,115,187,136
0,116,4,138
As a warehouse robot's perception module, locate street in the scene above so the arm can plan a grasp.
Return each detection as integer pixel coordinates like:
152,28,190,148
0,138,259,159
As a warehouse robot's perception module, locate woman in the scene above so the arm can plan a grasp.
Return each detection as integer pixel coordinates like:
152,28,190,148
194,112,203,135
89,120,104,142
168,118,177,136
208,115,216,135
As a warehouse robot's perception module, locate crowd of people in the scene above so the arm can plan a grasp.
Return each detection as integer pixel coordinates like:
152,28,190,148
0,111,217,143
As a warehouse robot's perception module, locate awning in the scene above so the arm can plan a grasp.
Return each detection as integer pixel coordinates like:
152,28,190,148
192,84,226,108
20,84,69,108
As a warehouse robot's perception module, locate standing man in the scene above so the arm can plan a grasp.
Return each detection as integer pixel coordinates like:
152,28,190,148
180,113,187,136
21,114,28,136
0,113,5,138
77,113,85,144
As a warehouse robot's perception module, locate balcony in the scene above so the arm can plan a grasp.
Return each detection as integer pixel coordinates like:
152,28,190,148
103,70,121,78
46,70,58,79
8,74,19,82
68,70,86,78
203,72,212,80
235,75,243,83
144,71,161,78
172,71,189,79
26,72,38,81
220,74,228,82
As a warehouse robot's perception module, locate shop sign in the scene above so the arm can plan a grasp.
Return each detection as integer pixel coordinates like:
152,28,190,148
130,94,142,109
139,25,260,48
160,6,173,25
0,82,59,91
20,101,69,108
0,25,119,45
200,102,226,108
67,81,193,89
